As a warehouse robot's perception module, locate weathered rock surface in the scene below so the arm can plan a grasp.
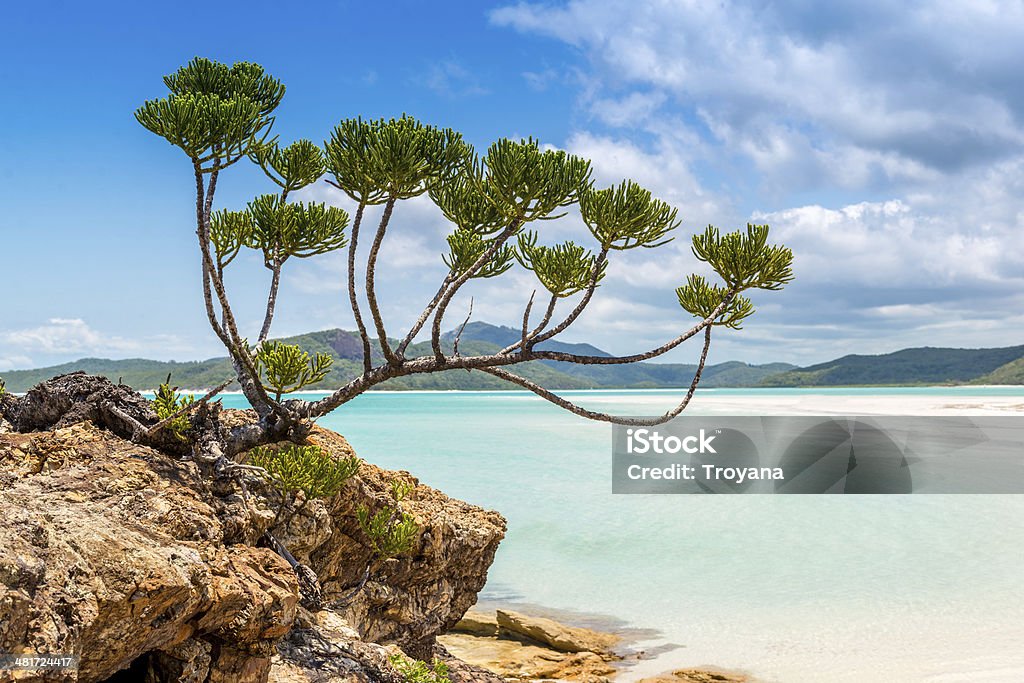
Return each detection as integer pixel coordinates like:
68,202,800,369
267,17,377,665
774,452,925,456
0,422,297,683
1,405,505,681
266,610,504,683
287,429,507,658
438,632,618,682
496,610,619,655
452,610,500,637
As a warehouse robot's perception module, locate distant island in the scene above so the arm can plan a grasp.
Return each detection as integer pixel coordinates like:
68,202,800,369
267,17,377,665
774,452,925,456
2,322,1022,392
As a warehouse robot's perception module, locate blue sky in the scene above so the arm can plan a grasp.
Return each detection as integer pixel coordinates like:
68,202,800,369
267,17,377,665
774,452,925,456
2,1,1024,371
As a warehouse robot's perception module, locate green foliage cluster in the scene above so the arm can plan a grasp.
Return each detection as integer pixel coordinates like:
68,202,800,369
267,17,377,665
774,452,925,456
325,116,465,204
676,224,794,329
443,229,514,279
388,654,450,683
357,479,418,559
152,381,195,441
0,378,5,396
135,58,284,171
251,139,326,192
209,144,348,272
244,194,349,267
515,231,606,298
255,341,333,400
580,180,678,250
249,444,361,501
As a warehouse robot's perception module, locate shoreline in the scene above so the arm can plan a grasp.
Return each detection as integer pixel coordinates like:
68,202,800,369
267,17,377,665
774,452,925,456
444,600,758,683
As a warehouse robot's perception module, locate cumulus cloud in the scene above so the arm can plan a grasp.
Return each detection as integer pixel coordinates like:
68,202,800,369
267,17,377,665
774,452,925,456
485,0,1024,362
0,319,198,370
1,318,138,355
492,1,1024,185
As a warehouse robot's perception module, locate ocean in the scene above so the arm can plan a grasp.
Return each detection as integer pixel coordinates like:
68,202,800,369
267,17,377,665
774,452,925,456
215,388,1024,682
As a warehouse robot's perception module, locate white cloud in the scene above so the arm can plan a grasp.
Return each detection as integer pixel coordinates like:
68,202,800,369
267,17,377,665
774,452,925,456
0,319,199,370
0,355,34,372
493,0,1024,183
486,1,1024,363
1,318,139,355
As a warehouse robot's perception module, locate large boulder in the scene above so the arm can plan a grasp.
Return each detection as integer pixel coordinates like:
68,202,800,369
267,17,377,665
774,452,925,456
0,422,297,683
0,406,506,681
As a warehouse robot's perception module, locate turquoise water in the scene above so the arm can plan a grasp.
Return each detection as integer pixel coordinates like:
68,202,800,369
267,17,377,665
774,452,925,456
216,388,1024,682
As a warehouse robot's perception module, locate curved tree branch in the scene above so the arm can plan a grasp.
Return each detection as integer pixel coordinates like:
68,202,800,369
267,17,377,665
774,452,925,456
479,325,714,426
396,272,454,356
501,292,557,355
346,202,373,373
528,247,609,347
430,220,523,360
529,288,736,366
257,261,283,344
365,197,398,365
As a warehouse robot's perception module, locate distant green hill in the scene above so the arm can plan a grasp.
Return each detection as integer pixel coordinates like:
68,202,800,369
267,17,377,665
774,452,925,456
0,323,793,393
760,345,1024,386
974,356,1024,385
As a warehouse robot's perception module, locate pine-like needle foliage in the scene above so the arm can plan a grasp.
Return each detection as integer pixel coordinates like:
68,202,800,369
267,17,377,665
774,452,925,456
357,479,418,559
246,194,349,267
254,341,333,400
249,444,361,501
676,224,794,327
135,57,285,170
209,209,253,269
325,116,466,204
250,139,326,192
580,180,679,250
516,231,607,298
443,229,515,278
152,381,195,441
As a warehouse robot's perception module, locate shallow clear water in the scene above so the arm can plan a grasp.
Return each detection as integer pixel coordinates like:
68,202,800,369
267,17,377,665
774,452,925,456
216,388,1024,683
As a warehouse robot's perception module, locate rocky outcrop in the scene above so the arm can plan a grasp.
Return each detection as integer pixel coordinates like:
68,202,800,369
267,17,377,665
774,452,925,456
495,610,619,655
438,632,619,682
277,428,506,658
452,610,500,637
0,390,505,681
439,608,624,682
0,423,297,682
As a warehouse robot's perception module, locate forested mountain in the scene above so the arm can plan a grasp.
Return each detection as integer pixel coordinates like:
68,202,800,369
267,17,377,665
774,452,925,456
0,324,792,392
761,345,1024,386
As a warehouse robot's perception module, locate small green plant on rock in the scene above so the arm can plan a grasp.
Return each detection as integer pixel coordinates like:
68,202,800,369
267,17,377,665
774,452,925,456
152,380,195,441
358,479,418,559
249,444,360,526
254,341,333,401
389,653,450,683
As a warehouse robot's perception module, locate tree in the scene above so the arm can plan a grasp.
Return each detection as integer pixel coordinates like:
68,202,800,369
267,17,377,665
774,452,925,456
134,56,793,458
